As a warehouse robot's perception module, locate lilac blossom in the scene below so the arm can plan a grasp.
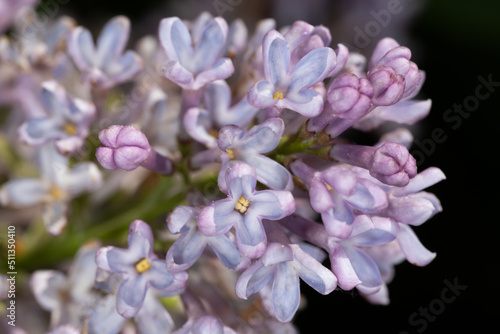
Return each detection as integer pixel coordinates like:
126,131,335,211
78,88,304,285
330,142,417,186
0,144,102,234
96,125,174,175
290,159,388,238
235,240,336,322
159,16,234,90
67,16,143,89
217,117,293,192
18,80,96,155
166,205,242,271
30,242,101,329
95,220,188,318
183,80,259,148
88,289,176,334
247,29,337,117
198,163,295,258
280,214,398,295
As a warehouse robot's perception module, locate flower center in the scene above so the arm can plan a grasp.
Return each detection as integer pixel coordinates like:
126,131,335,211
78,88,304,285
63,122,78,136
226,149,235,160
234,196,250,214
135,258,152,273
49,186,66,200
273,91,284,100
324,182,333,191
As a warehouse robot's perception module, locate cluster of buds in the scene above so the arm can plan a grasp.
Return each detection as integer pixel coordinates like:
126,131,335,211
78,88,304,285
0,2,444,333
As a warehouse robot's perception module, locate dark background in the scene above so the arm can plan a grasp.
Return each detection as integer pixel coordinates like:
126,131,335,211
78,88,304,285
49,0,500,332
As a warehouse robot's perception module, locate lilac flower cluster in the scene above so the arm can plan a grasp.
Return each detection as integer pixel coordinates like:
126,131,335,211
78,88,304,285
0,2,444,333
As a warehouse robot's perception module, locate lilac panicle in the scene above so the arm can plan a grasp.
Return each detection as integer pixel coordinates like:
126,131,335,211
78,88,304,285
159,16,234,90
18,80,96,155
95,220,188,318
235,241,336,322
247,29,337,117
198,163,295,258
217,117,293,192
67,16,143,89
330,142,417,187
96,125,173,175
166,205,242,271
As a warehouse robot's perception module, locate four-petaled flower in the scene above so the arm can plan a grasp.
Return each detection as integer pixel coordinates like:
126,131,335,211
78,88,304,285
198,163,295,258
159,16,234,90
95,220,188,318
18,80,96,156
247,29,337,117
68,16,143,89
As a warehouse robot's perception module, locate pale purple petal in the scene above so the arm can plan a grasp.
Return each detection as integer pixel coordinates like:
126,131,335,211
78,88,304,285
290,244,337,294
0,178,48,207
193,17,228,72
247,80,278,109
208,234,241,269
128,220,155,248
159,17,193,64
392,167,446,197
272,262,300,322
384,195,437,226
244,155,293,191
288,47,336,92
281,89,324,117
167,228,207,272
344,246,382,295
135,291,175,334
116,275,148,318
328,242,361,290
167,206,199,234
96,16,130,68
397,223,436,266
184,107,218,148
263,30,290,86
67,26,96,70
163,60,195,88
235,260,274,299
30,270,66,311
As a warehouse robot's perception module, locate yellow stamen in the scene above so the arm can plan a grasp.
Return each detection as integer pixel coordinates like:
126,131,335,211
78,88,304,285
49,186,65,200
226,149,234,160
209,129,219,139
324,182,333,191
273,91,284,100
63,123,78,136
234,196,250,214
135,258,152,273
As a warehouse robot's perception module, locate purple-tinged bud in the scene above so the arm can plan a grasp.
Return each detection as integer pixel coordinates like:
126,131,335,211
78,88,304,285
327,73,374,119
330,142,417,186
374,46,422,99
367,66,405,106
96,125,173,174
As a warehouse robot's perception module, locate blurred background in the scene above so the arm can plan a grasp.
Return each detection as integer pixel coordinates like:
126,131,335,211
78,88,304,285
30,0,500,332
